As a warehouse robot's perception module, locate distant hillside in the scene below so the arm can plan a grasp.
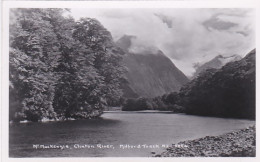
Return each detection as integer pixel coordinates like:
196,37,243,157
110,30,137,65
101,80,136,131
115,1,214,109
179,49,255,119
117,35,189,98
193,54,242,78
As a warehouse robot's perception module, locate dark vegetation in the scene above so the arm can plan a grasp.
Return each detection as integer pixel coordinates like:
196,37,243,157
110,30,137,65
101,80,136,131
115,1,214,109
9,9,255,122
122,94,184,112
179,49,255,119
9,9,125,122
123,49,255,119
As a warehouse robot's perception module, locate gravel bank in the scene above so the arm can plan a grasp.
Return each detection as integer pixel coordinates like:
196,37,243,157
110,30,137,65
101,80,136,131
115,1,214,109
155,125,256,157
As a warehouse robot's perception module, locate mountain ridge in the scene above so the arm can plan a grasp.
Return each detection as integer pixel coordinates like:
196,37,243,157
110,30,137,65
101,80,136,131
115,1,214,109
179,49,255,119
116,35,189,98
193,54,242,78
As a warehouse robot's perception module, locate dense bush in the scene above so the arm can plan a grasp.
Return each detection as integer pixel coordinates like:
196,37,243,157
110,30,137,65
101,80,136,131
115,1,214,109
122,96,185,112
178,49,255,119
122,98,152,111
122,49,255,120
9,9,125,122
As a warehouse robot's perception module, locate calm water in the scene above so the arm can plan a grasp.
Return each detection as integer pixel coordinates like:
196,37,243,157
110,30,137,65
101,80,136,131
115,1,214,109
9,111,255,157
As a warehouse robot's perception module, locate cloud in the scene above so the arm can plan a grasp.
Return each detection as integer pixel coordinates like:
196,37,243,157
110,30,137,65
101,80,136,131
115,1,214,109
202,15,238,31
154,13,173,28
70,8,255,77
236,31,249,37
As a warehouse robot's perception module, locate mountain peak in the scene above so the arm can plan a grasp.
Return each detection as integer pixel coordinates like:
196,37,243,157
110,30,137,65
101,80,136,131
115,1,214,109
122,52,189,98
117,35,160,55
193,53,242,78
116,35,136,51
118,38,189,98
215,55,224,59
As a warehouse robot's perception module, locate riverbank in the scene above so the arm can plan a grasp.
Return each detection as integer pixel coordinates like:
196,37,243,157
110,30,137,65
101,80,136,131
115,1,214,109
155,125,256,157
103,110,173,113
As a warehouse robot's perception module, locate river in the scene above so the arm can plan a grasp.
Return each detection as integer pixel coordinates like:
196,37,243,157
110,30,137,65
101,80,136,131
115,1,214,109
9,111,255,157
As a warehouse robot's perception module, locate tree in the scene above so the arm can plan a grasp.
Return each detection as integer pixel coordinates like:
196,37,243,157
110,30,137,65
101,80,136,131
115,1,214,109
10,9,60,121
72,18,125,108
10,9,126,121
178,50,255,119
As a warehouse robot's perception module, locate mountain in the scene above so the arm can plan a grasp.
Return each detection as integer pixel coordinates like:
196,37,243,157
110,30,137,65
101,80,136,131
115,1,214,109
193,54,242,78
117,35,189,98
179,49,255,119
116,35,136,53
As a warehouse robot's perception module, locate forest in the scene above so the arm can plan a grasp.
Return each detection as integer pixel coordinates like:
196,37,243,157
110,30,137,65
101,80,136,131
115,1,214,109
9,8,125,122
123,49,255,119
9,8,255,122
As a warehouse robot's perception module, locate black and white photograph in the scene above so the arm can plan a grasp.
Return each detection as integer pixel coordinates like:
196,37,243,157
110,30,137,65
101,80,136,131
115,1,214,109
1,0,258,160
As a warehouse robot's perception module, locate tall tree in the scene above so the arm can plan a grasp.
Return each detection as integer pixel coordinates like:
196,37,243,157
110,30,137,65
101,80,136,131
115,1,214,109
72,18,125,107
10,9,60,121
10,9,125,121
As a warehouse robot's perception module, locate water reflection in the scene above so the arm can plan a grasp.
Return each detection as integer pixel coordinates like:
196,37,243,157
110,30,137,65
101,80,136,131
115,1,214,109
9,112,255,157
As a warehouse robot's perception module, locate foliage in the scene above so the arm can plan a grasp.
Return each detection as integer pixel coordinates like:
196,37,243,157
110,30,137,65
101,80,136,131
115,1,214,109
72,18,125,107
122,49,255,120
122,98,153,111
10,9,61,121
9,9,125,122
9,9,255,121
178,49,255,119
122,96,184,112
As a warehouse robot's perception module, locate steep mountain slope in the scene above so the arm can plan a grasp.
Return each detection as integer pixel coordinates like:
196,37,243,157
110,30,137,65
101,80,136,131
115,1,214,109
117,35,189,98
179,49,255,119
193,54,242,78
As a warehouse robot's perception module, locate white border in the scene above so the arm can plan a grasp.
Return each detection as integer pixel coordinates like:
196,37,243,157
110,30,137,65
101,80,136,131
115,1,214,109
1,0,260,8
1,1,260,162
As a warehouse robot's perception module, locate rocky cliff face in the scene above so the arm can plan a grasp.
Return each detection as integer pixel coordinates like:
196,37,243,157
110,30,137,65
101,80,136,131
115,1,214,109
193,54,242,78
117,35,189,98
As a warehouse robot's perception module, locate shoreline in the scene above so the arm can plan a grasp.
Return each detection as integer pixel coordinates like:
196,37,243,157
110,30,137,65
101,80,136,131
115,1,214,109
104,110,174,113
155,125,256,157
10,110,176,123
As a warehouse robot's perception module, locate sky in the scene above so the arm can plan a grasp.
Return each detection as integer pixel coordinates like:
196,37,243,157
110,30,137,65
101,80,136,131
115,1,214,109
70,8,255,77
